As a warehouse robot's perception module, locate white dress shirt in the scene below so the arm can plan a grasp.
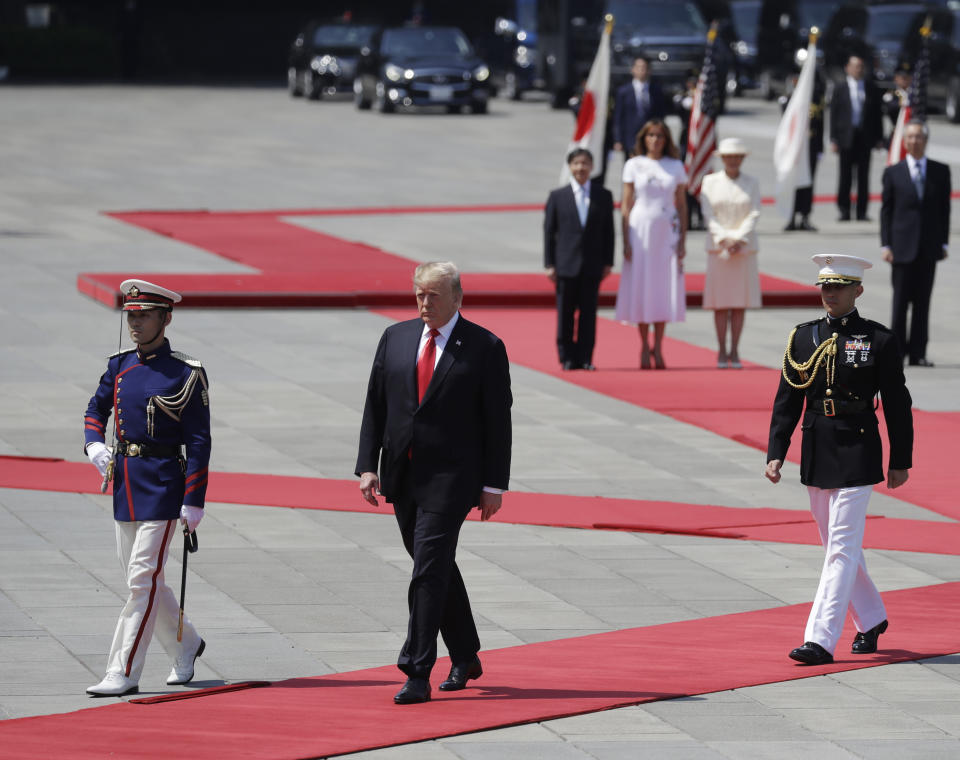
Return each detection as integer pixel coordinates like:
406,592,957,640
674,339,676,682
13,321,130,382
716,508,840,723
569,178,591,226
847,76,864,128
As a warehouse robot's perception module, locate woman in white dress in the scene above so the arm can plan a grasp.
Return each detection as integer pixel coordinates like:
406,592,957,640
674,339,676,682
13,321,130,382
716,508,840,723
614,119,688,369
699,137,761,369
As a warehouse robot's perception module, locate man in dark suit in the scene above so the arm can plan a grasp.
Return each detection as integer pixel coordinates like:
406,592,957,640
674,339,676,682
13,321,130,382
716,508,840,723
830,55,883,221
544,148,614,370
766,254,913,666
356,262,512,704
612,55,667,159
880,120,950,367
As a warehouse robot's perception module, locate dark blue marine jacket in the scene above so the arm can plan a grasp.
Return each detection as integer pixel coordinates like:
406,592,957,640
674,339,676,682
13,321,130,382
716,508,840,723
84,340,211,521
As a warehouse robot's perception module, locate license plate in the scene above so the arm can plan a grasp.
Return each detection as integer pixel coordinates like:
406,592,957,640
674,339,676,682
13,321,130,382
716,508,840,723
428,85,454,101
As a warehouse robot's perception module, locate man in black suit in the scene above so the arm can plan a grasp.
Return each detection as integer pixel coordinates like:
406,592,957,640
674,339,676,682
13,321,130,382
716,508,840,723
544,148,615,370
830,55,883,221
766,254,913,666
356,261,512,704
612,55,667,160
880,120,950,367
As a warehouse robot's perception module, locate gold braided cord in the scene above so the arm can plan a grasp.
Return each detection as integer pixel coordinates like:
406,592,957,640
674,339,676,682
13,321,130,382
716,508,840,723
781,328,838,389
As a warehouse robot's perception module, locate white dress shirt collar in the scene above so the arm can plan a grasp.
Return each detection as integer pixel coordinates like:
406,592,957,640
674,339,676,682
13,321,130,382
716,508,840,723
906,154,926,174
569,177,590,196
419,311,459,361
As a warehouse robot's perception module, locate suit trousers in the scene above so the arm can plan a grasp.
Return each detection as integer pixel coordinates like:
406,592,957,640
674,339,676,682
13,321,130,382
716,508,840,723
792,150,820,217
891,257,938,362
556,275,601,365
804,486,886,655
393,493,480,678
107,520,201,680
837,132,872,218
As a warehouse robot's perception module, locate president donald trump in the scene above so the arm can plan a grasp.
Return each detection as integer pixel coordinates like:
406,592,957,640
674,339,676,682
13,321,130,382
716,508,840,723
356,261,512,704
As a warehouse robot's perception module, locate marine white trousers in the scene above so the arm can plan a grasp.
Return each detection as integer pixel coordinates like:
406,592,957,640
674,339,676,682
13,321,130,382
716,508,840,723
105,520,201,681
804,485,887,655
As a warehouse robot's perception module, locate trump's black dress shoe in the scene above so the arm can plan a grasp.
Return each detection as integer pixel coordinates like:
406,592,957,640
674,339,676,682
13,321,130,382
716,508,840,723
798,216,818,231
438,657,483,691
394,677,431,704
789,641,834,665
852,619,888,654
909,357,934,367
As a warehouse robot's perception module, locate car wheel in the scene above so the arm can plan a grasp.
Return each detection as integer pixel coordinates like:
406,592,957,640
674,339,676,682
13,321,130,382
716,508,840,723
375,86,395,113
946,79,960,123
470,100,488,114
304,71,320,100
445,104,460,114
354,78,371,110
288,67,303,97
759,71,775,101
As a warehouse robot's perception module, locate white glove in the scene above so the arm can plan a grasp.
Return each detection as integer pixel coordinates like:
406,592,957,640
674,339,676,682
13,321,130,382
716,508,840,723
86,441,112,476
180,505,204,533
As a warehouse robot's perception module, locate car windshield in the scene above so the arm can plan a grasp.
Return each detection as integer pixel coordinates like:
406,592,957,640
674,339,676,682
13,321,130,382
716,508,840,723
312,25,377,47
867,9,922,40
607,1,707,35
795,1,840,30
381,27,473,57
731,1,761,43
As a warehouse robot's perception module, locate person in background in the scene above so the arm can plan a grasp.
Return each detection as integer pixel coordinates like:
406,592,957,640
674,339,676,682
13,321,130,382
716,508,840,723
614,119,687,369
544,148,615,370
675,72,705,230
699,137,761,369
783,66,826,232
882,63,912,137
612,55,667,161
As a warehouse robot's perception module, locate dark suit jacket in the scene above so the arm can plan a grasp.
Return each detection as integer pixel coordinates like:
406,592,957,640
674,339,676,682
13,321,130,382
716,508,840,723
543,182,614,279
829,77,882,149
356,314,512,513
612,79,667,151
880,158,951,264
767,311,912,489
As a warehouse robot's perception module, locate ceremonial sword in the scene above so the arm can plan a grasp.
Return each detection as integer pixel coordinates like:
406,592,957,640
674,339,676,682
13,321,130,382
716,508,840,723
177,525,199,642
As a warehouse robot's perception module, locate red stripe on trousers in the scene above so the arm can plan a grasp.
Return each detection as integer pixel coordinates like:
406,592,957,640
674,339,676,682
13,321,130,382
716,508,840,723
124,519,174,678
123,456,135,521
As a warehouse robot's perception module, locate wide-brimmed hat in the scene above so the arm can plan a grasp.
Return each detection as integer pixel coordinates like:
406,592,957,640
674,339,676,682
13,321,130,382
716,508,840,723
716,137,749,156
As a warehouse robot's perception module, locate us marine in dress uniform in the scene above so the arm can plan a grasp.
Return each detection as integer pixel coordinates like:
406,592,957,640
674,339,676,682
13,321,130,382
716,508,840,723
84,280,210,696
765,255,913,665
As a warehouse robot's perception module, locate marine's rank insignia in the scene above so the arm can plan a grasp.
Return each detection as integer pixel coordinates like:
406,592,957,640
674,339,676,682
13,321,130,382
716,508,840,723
845,337,871,363
201,389,209,407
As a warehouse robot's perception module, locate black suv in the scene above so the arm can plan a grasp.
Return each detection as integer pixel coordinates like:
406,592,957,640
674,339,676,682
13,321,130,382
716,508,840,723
288,21,379,100
353,26,492,114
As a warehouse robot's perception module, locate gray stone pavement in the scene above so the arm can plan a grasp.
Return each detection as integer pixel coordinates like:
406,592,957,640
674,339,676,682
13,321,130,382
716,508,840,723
1,87,959,757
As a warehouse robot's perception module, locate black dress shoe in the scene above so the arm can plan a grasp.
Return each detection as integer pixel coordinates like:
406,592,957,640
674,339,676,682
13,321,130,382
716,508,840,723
789,641,834,665
394,677,431,704
784,220,798,231
856,214,872,222
562,360,576,370
838,212,851,222
799,216,818,232
852,619,888,654
581,362,597,371
909,357,934,367
438,657,483,691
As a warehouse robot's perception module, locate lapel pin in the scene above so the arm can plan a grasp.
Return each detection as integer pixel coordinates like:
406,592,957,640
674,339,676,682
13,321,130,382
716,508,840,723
456,340,462,346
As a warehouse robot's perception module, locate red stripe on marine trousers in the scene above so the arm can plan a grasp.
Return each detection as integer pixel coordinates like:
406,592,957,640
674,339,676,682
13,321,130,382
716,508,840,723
124,519,174,678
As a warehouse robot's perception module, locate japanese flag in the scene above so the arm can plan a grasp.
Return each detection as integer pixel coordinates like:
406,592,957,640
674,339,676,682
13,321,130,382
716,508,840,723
560,16,613,183
773,34,817,220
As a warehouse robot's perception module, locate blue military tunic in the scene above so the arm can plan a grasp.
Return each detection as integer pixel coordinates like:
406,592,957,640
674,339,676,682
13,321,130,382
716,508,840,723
84,339,211,521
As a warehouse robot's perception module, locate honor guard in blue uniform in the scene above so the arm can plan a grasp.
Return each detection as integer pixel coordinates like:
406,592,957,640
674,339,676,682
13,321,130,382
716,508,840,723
765,255,913,665
84,280,211,696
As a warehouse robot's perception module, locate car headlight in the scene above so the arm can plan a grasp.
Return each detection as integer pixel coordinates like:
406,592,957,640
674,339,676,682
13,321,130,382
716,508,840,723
473,64,490,82
735,41,749,57
794,47,808,67
385,63,405,82
513,46,532,66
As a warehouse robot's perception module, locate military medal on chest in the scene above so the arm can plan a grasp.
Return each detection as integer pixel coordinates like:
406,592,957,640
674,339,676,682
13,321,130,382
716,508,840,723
844,335,871,364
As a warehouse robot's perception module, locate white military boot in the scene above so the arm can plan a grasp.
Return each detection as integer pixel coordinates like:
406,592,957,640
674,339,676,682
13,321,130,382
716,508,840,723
167,638,205,685
87,673,139,697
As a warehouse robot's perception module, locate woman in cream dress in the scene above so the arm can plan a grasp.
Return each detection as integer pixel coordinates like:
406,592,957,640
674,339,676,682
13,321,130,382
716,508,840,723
699,137,761,369
614,119,688,369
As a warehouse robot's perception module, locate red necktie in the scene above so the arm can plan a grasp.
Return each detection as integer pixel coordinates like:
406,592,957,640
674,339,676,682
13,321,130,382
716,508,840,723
417,328,440,404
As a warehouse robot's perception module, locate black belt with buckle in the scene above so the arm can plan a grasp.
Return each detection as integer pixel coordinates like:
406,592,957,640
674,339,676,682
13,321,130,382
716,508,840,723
810,398,871,417
116,441,182,458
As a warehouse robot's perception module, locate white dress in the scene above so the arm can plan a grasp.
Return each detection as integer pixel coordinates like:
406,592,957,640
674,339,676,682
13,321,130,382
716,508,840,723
699,170,762,310
615,155,688,324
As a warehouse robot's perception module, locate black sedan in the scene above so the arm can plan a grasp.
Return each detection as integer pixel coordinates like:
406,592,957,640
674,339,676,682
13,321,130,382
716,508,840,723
288,22,378,99
353,26,492,114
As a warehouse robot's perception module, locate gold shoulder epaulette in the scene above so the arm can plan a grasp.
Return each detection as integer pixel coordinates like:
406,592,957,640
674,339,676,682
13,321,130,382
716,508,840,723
170,351,203,369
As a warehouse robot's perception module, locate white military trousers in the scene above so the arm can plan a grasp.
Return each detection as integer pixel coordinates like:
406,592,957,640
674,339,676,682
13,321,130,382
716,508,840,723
106,520,201,682
804,485,887,655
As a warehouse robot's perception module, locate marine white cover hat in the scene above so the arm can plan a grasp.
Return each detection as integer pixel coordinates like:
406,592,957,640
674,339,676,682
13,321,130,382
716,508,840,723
811,254,872,285
716,137,749,156
119,279,183,311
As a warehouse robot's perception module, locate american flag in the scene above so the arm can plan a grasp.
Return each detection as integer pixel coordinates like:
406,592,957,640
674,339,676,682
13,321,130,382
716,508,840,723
685,23,721,197
887,15,931,165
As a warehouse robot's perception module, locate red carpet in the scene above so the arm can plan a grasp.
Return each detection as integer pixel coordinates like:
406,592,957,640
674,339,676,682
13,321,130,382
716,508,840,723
2,582,959,759
3,456,959,555
76,209,820,308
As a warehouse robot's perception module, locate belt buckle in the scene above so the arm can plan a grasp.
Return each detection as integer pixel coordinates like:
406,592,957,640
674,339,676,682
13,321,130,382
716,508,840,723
127,443,141,457
823,399,835,417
